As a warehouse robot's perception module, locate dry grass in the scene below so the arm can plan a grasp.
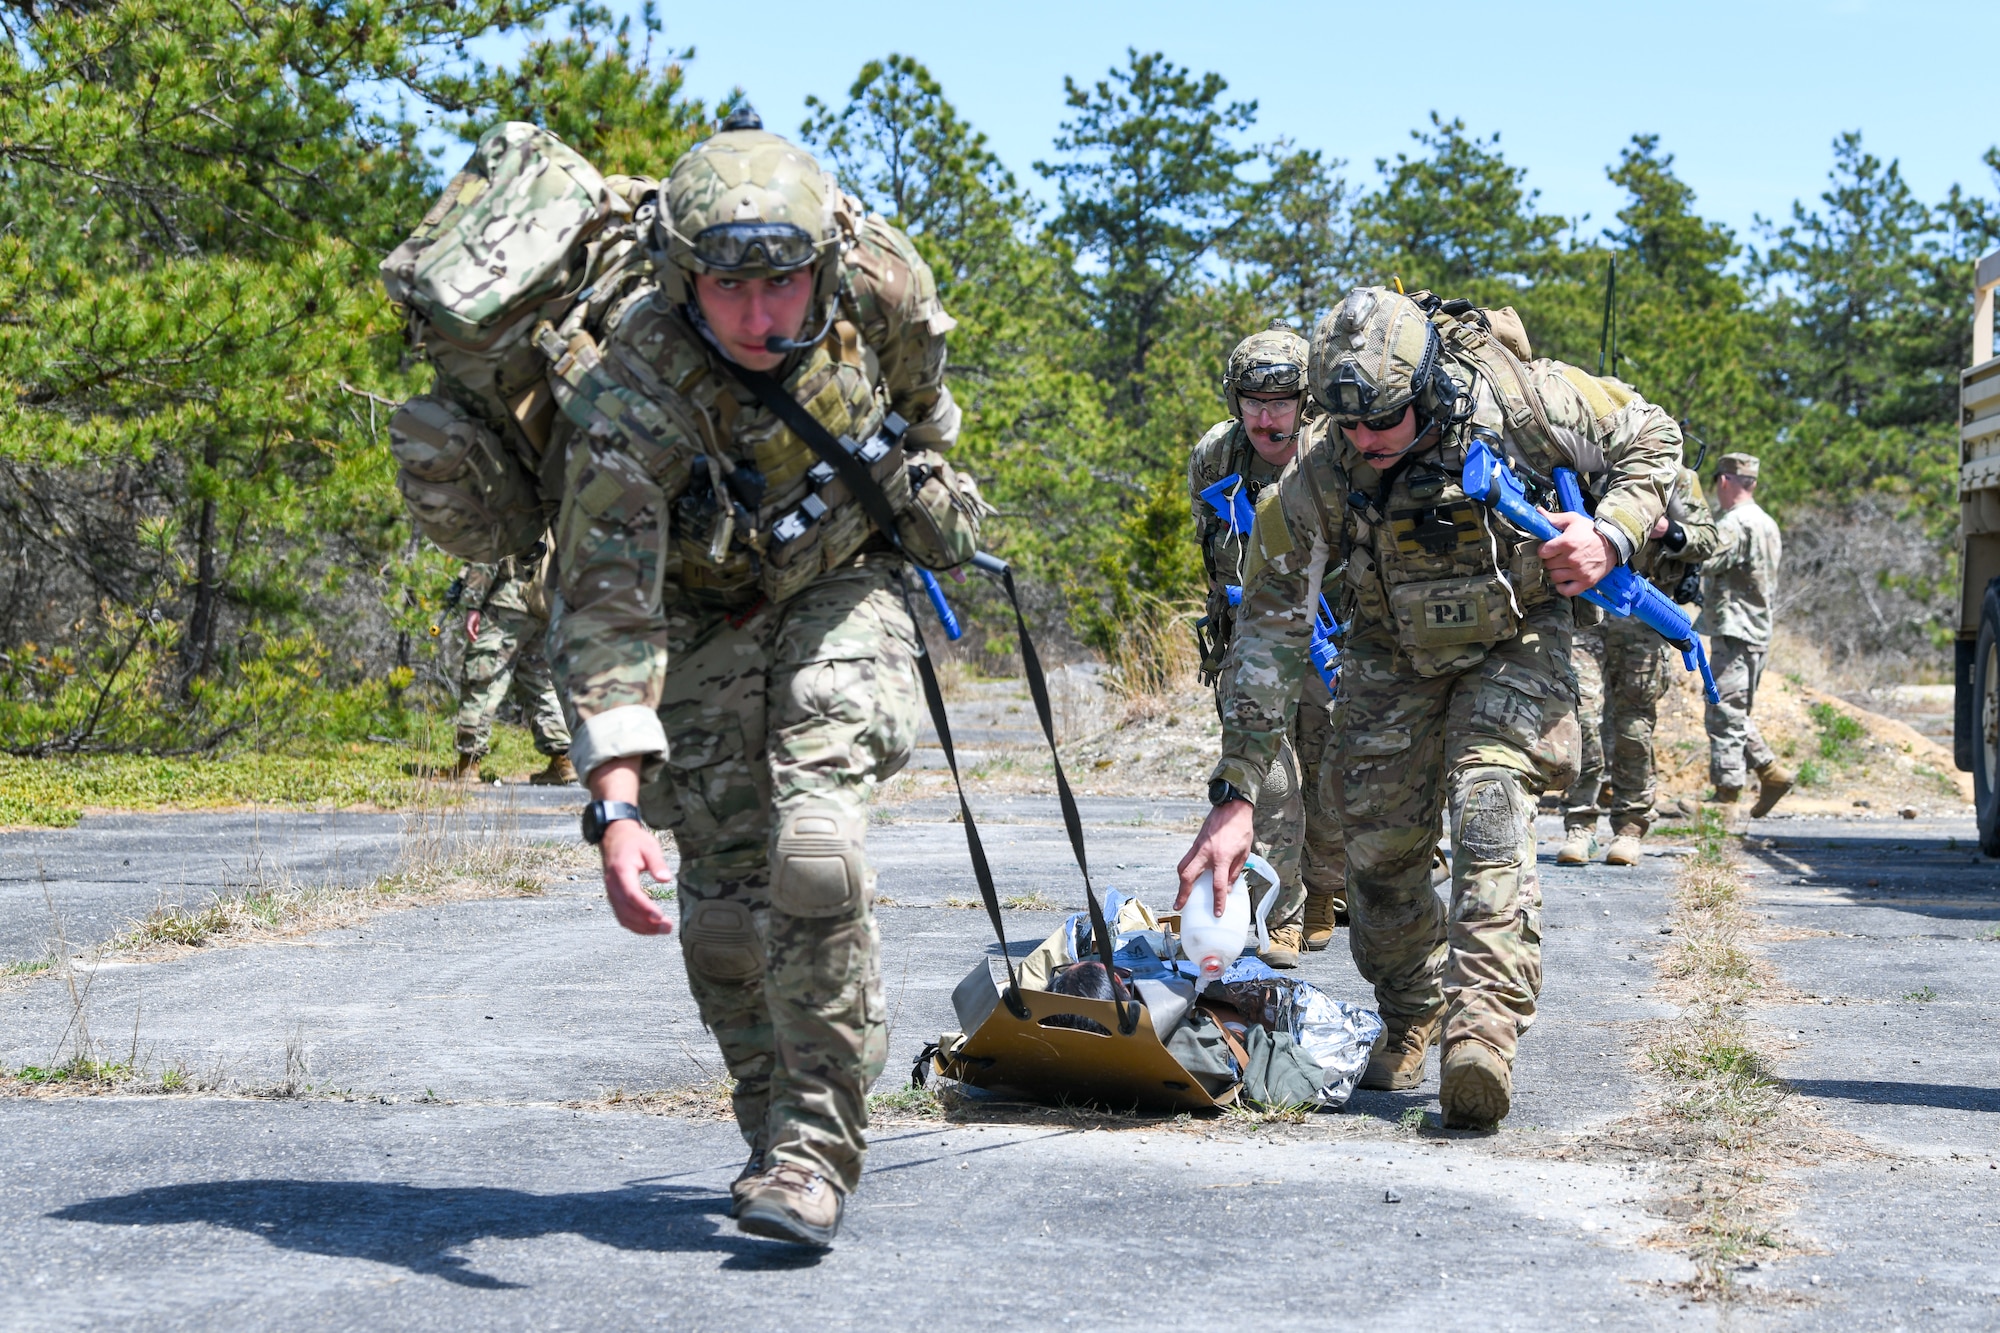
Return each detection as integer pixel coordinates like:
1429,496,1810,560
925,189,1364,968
1103,593,1203,727
1634,809,1816,1296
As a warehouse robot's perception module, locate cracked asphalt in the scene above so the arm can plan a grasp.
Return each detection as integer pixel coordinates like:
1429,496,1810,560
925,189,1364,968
1,793,1995,1330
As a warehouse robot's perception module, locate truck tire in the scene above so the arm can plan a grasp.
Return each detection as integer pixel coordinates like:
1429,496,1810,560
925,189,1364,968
1975,581,2000,856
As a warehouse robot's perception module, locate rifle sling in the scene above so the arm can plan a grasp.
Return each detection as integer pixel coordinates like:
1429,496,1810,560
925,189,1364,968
717,356,1136,1034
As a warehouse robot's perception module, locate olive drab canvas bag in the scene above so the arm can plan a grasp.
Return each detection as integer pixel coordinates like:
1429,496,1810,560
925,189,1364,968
381,121,652,562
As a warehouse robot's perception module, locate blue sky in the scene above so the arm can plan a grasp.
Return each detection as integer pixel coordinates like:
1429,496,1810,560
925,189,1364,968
548,0,2000,252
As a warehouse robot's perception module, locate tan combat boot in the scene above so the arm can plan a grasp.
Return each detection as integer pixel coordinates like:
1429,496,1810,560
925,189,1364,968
1556,827,1597,865
1750,762,1794,818
1301,891,1339,952
1259,924,1303,970
728,1147,767,1219
1604,824,1644,867
737,1162,843,1246
529,753,578,786
451,753,481,783
1440,1039,1512,1131
1358,1010,1442,1091
1710,783,1742,806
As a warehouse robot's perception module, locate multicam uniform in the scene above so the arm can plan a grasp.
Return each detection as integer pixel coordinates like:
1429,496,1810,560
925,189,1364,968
1210,289,1676,1116
1701,493,1783,790
1561,465,1718,838
454,551,572,760
550,130,966,1201
1189,418,1338,939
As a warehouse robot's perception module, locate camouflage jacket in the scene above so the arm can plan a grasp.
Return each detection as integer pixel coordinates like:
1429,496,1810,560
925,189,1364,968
1188,419,1289,669
1208,340,1680,805
460,544,551,620
1631,465,1720,598
548,214,957,779
1699,497,1781,645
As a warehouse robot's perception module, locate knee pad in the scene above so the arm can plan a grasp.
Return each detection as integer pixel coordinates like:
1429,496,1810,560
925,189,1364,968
679,898,764,983
771,806,868,918
1452,769,1524,866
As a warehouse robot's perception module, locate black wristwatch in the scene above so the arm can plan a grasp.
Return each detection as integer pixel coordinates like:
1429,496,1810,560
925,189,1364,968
1208,778,1249,808
581,800,644,846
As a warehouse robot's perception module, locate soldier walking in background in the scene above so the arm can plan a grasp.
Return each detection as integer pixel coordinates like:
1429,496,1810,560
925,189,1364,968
453,544,574,785
1559,463,1718,865
1189,322,1343,965
1178,287,1677,1128
1702,452,1790,815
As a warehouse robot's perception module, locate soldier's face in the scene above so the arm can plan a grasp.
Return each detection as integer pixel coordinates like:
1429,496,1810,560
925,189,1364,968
694,270,814,371
1343,403,1422,465
1239,394,1300,464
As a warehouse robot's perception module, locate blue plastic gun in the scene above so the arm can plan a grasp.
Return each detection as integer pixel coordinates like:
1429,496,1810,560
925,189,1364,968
1460,433,1720,704
919,568,963,641
1199,473,1255,536
1310,594,1341,692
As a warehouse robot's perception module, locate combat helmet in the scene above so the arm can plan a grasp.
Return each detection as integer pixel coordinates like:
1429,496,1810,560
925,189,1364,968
1310,286,1464,434
1222,319,1310,420
653,105,843,320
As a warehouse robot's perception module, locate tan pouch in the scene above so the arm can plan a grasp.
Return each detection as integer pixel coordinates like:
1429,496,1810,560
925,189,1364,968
894,451,986,572
1388,574,1517,675
390,394,546,563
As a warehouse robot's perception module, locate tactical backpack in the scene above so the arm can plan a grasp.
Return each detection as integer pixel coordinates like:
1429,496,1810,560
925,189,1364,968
381,122,655,562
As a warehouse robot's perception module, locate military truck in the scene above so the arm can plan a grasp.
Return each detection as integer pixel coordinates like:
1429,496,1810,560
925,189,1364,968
1955,246,2000,852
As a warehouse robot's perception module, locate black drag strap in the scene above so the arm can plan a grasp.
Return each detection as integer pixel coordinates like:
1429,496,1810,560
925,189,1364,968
892,571,1030,1020
977,553,1138,1035
714,357,1135,1032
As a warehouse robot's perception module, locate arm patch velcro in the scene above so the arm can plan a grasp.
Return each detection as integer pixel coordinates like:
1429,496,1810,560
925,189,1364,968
1244,486,1294,580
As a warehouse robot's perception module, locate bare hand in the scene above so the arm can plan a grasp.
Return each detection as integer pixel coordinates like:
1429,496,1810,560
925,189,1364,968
466,611,482,642
1538,509,1618,596
588,755,672,935
1175,800,1255,918
601,819,673,935
1649,514,1671,539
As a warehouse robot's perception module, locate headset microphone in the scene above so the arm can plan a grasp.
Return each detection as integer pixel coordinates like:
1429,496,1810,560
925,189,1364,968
764,308,838,355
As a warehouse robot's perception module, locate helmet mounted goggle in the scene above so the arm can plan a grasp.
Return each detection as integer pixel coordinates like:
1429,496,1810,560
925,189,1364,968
1234,360,1304,397
669,219,826,274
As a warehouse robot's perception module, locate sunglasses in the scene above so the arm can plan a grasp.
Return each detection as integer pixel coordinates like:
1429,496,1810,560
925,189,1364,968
1335,403,1410,433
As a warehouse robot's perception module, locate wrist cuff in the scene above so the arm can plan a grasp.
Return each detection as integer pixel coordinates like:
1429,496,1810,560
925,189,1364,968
570,703,668,781
1593,517,1635,563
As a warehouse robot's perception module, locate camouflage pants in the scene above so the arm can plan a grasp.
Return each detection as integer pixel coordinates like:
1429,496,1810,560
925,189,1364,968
455,605,571,757
639,559,917,1195
1215,670,1345,933
1295,674,1347,917
1561,617,1670,833
1332,605,1580,1061
1705,635,1776,788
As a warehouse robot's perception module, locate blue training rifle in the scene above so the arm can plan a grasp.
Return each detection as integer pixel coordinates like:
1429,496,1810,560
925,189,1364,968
1201,471,1344,692
919,568,963,640
1460,433,1720,704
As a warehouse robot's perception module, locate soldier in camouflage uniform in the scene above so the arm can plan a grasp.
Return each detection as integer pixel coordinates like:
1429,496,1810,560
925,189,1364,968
452,547,575,784
551,112,972,1246
1700,452,1790,816
1177,288,1678,1129
1557,464,1718,865
1189,321,1341,964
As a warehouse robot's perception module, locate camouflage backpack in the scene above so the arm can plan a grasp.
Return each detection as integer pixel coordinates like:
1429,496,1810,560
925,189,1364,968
381,122,654,562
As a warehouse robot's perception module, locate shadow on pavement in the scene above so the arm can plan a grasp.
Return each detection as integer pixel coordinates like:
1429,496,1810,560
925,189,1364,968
49,1178,814,1284
1789,1078,2000,1113
1745,834,2000,926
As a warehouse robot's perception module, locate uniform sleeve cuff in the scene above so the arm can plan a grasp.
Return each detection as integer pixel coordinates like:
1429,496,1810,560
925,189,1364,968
1208,757,1264,809
570,704,667,780
1593,517,1636,563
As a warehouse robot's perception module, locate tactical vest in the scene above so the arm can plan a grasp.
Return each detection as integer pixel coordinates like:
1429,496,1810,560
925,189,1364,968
1304,315,1587,677
549,294,976,609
